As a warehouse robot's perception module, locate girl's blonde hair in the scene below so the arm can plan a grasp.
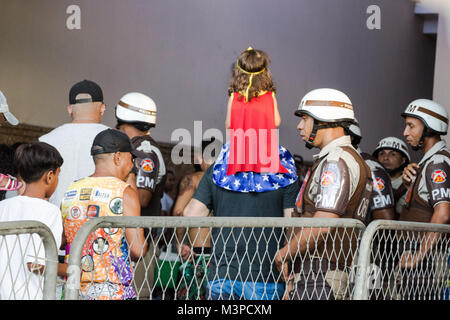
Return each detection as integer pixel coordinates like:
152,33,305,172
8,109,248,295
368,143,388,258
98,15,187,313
228,48,276,102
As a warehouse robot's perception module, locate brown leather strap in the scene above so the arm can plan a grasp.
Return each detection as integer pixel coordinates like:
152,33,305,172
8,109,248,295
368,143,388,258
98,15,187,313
304,100,353,110
417,107,449,124
118,100,156,116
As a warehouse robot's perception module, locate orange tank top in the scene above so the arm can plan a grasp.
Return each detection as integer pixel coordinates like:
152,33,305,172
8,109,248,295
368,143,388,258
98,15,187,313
61,177,135,300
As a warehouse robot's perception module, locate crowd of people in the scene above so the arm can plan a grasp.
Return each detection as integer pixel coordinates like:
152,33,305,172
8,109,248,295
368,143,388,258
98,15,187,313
0,47,449,300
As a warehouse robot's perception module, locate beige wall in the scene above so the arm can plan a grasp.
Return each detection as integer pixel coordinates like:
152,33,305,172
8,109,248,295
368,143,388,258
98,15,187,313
428,1,450,147
0,0,436,161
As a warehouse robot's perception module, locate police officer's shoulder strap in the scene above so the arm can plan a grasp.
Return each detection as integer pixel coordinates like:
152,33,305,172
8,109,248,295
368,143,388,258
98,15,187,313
436,149,450,159
340,146,371,176
325,146,344,163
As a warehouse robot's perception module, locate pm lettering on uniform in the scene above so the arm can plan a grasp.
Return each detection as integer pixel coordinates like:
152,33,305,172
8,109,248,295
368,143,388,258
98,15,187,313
373,194,392,208
431,188,450,201
137,176,155,189
316,193,337,208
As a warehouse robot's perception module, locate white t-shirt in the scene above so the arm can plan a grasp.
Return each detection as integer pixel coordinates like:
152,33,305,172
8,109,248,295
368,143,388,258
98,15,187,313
39,123,109,208
0,196,62,300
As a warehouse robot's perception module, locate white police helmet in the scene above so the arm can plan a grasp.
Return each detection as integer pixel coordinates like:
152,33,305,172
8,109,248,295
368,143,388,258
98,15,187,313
373,137,410,163
401,99,448,135
115,92,157,126
295,88,356,149
295,88,355,123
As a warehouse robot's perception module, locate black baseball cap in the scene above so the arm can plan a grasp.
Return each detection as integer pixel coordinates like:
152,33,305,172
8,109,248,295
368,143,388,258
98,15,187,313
91,129,136,156
69,80,104,105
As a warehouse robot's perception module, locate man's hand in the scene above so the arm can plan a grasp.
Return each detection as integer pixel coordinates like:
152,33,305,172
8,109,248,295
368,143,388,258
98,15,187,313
398,251,420,269
402,163,420,188
177,243,194,262
274,246,293,282
274,246,294,299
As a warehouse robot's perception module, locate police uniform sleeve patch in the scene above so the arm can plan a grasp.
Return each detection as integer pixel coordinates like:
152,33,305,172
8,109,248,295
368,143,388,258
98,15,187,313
426,161,450,207
140,158,155,173
315,159,350,215
370,168,394,211
135,154,159,191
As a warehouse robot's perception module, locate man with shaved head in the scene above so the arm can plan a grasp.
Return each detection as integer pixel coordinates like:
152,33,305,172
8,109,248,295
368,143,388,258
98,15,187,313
39,80,109,208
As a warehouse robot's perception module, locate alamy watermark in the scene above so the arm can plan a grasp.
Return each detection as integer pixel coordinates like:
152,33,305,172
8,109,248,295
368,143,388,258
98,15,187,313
170,121,280,171
66,5,81,30
366,5,381,30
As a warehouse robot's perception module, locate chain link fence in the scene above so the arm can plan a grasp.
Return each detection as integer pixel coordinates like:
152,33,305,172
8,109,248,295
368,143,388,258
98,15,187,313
353,220,450,300
64,216,366,300
2,217,448,300
0,221,59,300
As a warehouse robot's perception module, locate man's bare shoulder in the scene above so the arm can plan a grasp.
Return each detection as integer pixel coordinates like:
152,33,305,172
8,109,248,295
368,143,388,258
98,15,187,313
182,171,205,187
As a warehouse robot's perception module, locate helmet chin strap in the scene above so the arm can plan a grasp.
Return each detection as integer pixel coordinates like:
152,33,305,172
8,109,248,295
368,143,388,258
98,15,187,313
305,120,341,149
412,127,433,151
305,121,319,149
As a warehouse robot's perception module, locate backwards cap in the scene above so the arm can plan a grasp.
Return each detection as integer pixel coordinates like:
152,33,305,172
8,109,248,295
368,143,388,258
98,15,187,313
69,80,103,105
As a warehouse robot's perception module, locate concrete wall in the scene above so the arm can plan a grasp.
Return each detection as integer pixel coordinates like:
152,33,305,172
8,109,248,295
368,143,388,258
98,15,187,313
420,0,450,148
0,0,435,162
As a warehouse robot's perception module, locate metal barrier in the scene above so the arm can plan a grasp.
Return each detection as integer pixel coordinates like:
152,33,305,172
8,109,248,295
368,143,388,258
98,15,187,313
0,221,59,300
3,217,448,300
65,216,366,300
353,220,450,300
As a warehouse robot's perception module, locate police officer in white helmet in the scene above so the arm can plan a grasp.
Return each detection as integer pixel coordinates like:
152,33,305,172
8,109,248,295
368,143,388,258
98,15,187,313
275,88,373,300
373,137,410,218
400,99,450,222
347,120,395,222
115,92,166,299
398,99,450,297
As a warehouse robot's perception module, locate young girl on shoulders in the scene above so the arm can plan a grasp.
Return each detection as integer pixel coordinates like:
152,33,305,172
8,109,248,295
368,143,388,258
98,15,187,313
214,47,297,192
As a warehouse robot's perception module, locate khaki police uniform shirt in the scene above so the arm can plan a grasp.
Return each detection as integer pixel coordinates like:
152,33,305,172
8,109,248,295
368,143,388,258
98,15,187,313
407,140,450,208
306,136,362,215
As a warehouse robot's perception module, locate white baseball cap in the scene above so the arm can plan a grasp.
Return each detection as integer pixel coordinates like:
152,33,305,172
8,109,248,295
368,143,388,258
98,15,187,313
0,90,19,126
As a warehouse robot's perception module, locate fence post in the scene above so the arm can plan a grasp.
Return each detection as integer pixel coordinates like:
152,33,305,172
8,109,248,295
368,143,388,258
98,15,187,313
353,220,383,300
0,220,59,300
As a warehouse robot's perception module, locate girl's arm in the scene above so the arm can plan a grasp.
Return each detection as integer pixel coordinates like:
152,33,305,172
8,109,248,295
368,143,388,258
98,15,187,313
225,95,233,129
273,94,281,127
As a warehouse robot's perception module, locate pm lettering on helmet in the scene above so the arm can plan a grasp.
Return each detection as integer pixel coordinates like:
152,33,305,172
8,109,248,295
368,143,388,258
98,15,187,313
406,105,417,113
391,141,400,150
